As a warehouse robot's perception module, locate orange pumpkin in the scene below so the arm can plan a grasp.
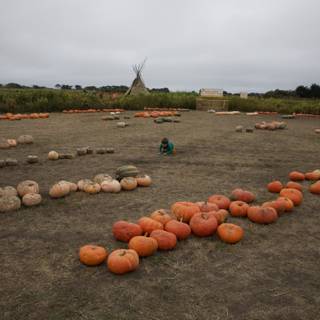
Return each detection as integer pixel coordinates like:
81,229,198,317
277,197,294,212
120,177,138,191
217,223,244,244
112,221,143,242
84,182,101,194
136,175,152,187
309,181,320,194
279,188,303,206
207,194,231,209
189,212,218,237
207,209,229,224
150,230,177,250
229,201,249,217
305,171,320,181
107,249,139,274
230,188,255,203
262,200,287,215
138,217,163,234
150,209,173,225
196,201,219,212
247,206,278,224
79,245,108,266
49,182,70,198
289,171,305,181
267,181,283,193
171,201,200,222
286,181,303,191
164,220,191,240
128,236,158,257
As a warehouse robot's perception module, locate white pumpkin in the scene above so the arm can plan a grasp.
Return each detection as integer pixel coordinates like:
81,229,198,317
77,179,92,191
22,193,42,206
0,196,21,212
48,151,59,160
0,186,18,197
17,180,40,197
101,179,121,193
93,174,113,185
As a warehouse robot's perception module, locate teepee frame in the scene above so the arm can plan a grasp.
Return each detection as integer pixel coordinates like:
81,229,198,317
125,59,149,96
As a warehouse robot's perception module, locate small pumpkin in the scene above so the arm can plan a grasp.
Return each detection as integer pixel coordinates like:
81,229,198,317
49,182,70,198
79,245,108,266
267,181,283,193
207,194,231,209
128,235,158,257
150,209,173,225
230,189,255,203
276,197,294,212
0,195,21,212
217,223,244,244
189,212,218,237
279,188,303,206
7,139,17,147
112,221,143,242
138,217,163,234
305,171,320,181
196,201,219,212
164,220,191,240
17,180,40,197
247,206,278,224
0,186,18,197
84,182,101,194
136,175,152,187
17,135,34,144
93,174,113,184
229,201,249,217
207,209,229,224
289,171,305,181
120,177,138,191
150,230,177,250
286,181,303,191
101,179,121,193
107,249,139,274
77,179,93,191
309,181,320,194
22,193,42,206
171,201,200,223
48,151,59,160
0,138,10,149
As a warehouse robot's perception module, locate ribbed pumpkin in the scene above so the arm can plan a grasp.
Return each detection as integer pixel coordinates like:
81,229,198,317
84,182,101,194
164,220,191,240
289,171,305,181
305,171,320,181
230,189,255,203
276,197,294,212
22,193,42,206
286,181,303,191
171,201,200,222
150,230,177,250
207,209,229,224
58,181,77,192
150,209,173,225
279,188,303,206
0,195,21,212
48,151,59,160
112,221,143,242
217,223,244,244
128,236,158,257
207,194,231,209
262,200,286,215
189,212,218,237
79,245,108,266
247,206,278,224
229,201,249,217
309,181,320,194
17,180,39,197
120,177,138,191
0,186,18,197
267,181,283,193
138,217,163,233
135,175,152,187
77,179,93,191
49,182,70,198
101,179,121,193
107,249,139,274
93,174,113,184
196,201,219,212
116,165,139,180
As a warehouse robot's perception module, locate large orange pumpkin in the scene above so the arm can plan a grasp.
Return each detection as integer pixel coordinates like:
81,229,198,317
138,217,163,234
107,249,139,274
150,230,177,250
112,221,143,242
247,206,278,224
207,195,231,209
262,200,287,215
267,181,283,193
171,202,200,222
150,209,173,225
305,171,320,181
279,188,303,206
196,201,219,212
79,245,108,266
289,171,305,181
164,220,191,240
229,201,249,217
128,236,158,257
309,181,320,194
189,212,218,237
217,223,244,244
286,181,303,191
276,197,294,212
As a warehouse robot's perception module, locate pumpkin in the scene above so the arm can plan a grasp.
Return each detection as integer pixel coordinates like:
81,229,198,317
22,193,42,206
107,249,139,274
0,186,18,197
136,175,152,187
128,235,158,257
79,245,108,266
262,200,286,215
309,181,320,194
49,182,70,198
217,223,244,244
276,197,294,212
112,221,143,242
229,201,249,217
101,179,121,193
120,177,138,191
230,189,255,203
17,135,34,144
207,209,229,224
164,220,191,240
17,180,39,197
150,209,173,225
207,194,231,209
93,174,113,184
305,171,320,181
7,139,17,147
48,151,59,160
84,182,101,194
0,138,10,149
27,155,39,164
150,230,177,250
196,201,219,212
138,217,163,234
267,181,283,193
77,179,93,191
0,195,21,212
286,181,303,191
279,188,303,206
116,165,139,180
189,212,218,237
289,171,305,181
247,206,278,224
171,201,200,222
58,181,77,192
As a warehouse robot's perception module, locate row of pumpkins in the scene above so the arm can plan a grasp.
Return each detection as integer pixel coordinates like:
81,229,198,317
0,113,49,121
254,121,287,130
134,111,181,118
79,169,320,275
0,135,34,149
62,109,124,114
0,166,151,212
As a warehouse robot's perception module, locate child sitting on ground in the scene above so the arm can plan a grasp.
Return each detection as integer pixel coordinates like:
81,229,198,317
159,138,175,155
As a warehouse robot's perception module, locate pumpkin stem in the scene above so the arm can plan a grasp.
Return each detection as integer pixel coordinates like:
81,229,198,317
179,217,183,223
119,250,126,256
144,232,149,237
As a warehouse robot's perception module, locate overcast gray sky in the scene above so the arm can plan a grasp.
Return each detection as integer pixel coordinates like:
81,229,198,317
0,0,319,92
